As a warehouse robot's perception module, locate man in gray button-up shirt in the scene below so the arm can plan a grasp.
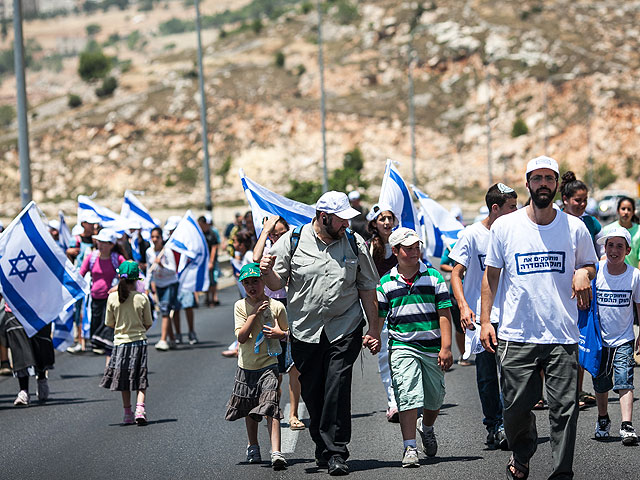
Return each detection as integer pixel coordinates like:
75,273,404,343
261,191,381,475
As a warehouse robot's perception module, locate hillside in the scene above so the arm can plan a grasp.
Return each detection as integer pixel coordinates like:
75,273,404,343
0,0,638,221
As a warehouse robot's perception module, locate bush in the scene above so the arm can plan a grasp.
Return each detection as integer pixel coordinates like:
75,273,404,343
95,76,118,97
159,17,191,36
86,24,102,37
287,179,324,205
78,48,111,81
296,64,306,76
343,146,363,171
275,51,285,68
301,2,313,14
594,163,618,190
251,18,263,34
68,94,82,108
335,0,359,25
127,30,142,50
0,104,15,126
511,117,529,137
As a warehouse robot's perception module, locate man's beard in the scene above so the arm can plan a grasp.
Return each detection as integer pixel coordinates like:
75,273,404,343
325,221,346,240
528,185,557,209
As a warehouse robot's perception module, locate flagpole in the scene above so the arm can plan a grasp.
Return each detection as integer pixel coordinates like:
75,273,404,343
194,0,213,213
13,0,31,207
317,0,328,193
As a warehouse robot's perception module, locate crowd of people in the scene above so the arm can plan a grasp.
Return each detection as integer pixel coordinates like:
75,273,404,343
1,155,639,478
223,156,640,478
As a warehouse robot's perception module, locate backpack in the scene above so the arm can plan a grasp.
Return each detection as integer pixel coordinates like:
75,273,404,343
290,224,359,261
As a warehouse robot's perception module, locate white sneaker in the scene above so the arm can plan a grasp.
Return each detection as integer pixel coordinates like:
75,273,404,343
401,446,420,468
37,378,49,402
620,424,638,446
271,451,288,470
14,390,29,406
155,340,169,351
66,343,83,354
188,331,199,345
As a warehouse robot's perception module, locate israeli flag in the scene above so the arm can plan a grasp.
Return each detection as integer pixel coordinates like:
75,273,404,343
240,169,315,237
120,190,157,230
165,211,210,292
412,186,465,258
0,202,89,337
52,305,75,351
378,159,422,236
58,211,73,251
77,195,128,232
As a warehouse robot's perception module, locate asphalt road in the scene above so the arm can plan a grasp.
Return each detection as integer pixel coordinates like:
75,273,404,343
1,285,639,479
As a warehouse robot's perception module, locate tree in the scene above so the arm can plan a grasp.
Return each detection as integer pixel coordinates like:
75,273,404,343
511,117,529,137
68,94,83,108
78,48,111,81
95,76,118,97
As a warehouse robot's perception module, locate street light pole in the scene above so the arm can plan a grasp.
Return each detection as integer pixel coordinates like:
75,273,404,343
317,0,328,193
194,0,212,213
485,73,493,186
13,0,31,207
408,37,417,186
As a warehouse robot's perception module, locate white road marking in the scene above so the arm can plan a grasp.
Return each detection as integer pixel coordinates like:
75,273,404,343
279,401,308,454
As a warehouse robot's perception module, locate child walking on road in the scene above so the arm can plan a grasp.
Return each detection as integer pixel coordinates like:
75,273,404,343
376,228,453,468
99,261,153,425
225,263,289,471
592,227,640,445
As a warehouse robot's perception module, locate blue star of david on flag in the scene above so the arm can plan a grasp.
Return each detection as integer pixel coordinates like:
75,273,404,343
8,250,37,281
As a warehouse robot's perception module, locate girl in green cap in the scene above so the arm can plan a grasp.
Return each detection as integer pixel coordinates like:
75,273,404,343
99,260,153,425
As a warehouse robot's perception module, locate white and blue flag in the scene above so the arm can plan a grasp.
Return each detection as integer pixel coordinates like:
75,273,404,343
378,159,422,236
120,190,157,231
165,210,210,292
78,195,128,232
58,211,73,251
412,186,465,258
52,305,75,351
240,169,315,237
0,202,89,337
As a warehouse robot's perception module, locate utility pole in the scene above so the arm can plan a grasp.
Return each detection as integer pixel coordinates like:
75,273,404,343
317,0,328,192
485,73,493,186
194,0,212,213
408,37,417,186
13,0,31,207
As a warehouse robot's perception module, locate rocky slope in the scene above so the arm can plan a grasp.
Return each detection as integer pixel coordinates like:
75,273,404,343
0,0,638,222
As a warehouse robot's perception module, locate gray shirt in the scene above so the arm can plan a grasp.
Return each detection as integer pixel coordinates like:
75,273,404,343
271,221,379,344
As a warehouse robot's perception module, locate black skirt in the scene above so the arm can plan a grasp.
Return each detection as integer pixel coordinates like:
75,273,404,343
100,340,149,391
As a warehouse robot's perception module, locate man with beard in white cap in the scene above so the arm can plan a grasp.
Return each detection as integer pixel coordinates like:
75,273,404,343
480,156,598,480
260,191,381,476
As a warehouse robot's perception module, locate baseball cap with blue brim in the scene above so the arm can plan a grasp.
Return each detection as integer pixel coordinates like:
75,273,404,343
596,227,632,247
525,155,559,176
389,227,422,247
316,191,361,220
239,262,262,282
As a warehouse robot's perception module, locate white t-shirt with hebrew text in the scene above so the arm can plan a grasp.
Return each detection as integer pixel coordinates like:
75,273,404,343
485,208,597,344
596,260,640,347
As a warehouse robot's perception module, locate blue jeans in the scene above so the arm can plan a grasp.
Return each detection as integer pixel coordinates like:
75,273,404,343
476,345,503,432
593,341,635,393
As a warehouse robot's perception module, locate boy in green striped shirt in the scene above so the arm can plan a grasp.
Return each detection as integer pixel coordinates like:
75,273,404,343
377,227,453,468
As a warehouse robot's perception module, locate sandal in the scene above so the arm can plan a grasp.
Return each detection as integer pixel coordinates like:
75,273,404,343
532,398,547,410
579,390,596,407
506,454,529,480
289,417,305,431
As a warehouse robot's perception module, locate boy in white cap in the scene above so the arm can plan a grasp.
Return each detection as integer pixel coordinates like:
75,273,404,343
591,227,640,445
480,156,597,479
377,227,453,468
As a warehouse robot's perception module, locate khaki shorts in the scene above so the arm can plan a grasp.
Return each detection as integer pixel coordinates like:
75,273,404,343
390,348,445,411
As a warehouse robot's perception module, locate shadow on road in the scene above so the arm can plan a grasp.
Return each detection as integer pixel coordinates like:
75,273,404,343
108,418,178,427
0,397,108,410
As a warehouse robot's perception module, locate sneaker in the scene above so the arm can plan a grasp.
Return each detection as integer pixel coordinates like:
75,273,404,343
135,407,147,425
401,446,420,468
14,390,29,406
36,378,49,403
246,444,261,463
0,361,11,376
174,333,183,345
123,411,135,425
271,451,288,470
417,420,437,457
155,340,169,351
66,343,83,354
486,430,496,450
168,339,178,350
595,416,611,439
620,424,638,446
92,347,106,355
188,331,199,345
327,454,349,476
494,425,508,450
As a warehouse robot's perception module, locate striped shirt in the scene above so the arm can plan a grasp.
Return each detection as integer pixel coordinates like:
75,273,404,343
377,262,452,356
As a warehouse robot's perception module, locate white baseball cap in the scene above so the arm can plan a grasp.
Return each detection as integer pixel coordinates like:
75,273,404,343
165,215,182,232
48,220,61,231
389,227,422,247
348,191,360,201
597,227,632,247
92,228,117,244
79,210,102,225
525,155,559,176
366,203,394,222
316,191,361,220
